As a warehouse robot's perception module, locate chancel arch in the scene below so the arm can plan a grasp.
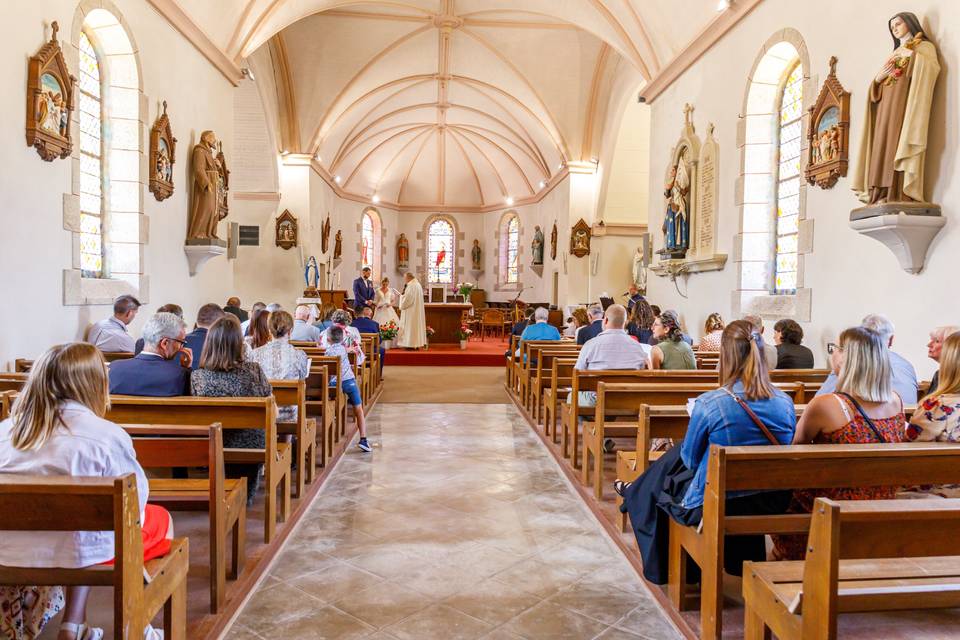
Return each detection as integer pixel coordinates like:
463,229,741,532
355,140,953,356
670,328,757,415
734,28,813,320
65,2,146,305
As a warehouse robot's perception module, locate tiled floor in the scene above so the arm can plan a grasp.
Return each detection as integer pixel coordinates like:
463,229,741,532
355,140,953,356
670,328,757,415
226,403,681,639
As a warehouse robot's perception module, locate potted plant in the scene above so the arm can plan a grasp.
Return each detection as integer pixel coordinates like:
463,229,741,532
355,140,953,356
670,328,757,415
455,324,473,349
379,321,398,350
425,325,435,348
456,282,474,303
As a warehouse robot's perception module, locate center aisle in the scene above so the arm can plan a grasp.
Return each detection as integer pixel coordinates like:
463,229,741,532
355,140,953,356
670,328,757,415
226,403,681,639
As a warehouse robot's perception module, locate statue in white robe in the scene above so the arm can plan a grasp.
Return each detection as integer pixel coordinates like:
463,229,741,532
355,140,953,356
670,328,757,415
397,273,427,349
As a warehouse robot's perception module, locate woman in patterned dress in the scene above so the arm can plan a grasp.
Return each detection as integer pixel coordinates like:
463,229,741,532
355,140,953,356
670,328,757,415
771,326,907,560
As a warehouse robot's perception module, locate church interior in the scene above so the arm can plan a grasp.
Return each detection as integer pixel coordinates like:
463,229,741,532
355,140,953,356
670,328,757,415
3,0,960,639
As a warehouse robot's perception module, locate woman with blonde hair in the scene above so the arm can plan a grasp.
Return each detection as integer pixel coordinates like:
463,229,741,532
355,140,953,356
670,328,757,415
617,320,795,584
697,312,725,352
908,332,960,444
771,326,906,560
0,343,171,640
313,302,338,331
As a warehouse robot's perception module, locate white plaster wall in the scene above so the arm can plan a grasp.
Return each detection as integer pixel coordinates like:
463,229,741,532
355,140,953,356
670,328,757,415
0,0,236,368
640,0,959,377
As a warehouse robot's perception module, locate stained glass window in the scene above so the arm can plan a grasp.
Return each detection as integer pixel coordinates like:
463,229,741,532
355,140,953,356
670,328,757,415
361,213,374,276
78,31,104,278
774,63,803,294
505,216,519,284
427,219,454,284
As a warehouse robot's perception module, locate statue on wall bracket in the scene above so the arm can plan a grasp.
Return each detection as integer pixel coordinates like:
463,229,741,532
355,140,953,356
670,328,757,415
26,22,75,162
657,104,698,261
149,101,176,201
849,12,944,274
806,57,850,189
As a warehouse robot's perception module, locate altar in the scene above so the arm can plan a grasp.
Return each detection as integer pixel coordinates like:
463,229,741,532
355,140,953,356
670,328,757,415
424,303,472,344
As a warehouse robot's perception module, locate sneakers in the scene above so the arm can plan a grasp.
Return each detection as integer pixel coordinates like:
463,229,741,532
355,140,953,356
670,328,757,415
603,438,616,453
357,438,372,453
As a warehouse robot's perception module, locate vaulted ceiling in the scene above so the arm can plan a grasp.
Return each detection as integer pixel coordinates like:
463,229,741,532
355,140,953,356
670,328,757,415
177,0,729,211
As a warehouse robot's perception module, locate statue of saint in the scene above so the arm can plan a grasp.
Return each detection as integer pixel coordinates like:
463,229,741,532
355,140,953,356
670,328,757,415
852,12,940,204
304,256,320,291
663,155,690,253
334,230,342,260
531,226,544,265
321,215,331,253
186,130,221,239
550,223,558,260
471,239,482,271
397,233,409,269
632,247,647,292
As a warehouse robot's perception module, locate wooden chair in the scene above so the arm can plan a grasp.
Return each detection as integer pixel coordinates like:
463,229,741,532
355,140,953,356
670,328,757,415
125,423,246,613
106,396,291,543
271,380,317,498
744,497,960,640
669,442,960,640
480,309,506,341
0,474,189,639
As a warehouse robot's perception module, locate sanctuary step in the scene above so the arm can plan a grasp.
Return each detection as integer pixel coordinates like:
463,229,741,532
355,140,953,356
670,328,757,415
385,339,509,366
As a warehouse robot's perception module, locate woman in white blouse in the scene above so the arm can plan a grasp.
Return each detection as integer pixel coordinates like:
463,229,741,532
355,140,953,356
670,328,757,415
373,277,400,327
0,343,171,640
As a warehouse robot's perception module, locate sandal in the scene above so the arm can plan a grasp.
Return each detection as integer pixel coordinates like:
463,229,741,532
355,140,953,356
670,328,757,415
60,622,104,640
613,480,632,497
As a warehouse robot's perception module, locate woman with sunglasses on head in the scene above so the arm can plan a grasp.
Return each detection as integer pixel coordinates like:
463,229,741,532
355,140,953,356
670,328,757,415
771,326,906,560
615,320,796,585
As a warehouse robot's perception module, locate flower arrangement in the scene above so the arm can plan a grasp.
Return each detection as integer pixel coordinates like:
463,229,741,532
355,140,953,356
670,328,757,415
456,282,474,299
456,324,473,340
379,321,398,341
426,326,435,338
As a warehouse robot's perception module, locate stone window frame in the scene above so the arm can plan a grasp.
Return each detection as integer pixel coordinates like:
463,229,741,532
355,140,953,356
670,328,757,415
416,214,463,286
357,206,383,279
493,210,523,292
64,1,148,306
733,28,814,321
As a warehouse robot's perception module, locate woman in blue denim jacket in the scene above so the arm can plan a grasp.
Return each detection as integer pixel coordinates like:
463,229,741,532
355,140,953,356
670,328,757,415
617,320,796,584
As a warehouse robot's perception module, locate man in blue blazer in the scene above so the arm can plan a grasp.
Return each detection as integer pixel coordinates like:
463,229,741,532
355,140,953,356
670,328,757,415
576,305,605,345
109,312,192,396
353,267,376,312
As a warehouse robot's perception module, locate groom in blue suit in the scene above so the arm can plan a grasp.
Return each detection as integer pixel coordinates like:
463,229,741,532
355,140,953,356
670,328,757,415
353,267,376,312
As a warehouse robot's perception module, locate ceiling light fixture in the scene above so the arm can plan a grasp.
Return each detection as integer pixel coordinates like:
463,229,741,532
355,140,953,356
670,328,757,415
505,196,514,206
716,0,731,11
538,180,546,190
372,195,380,204
241,67,256,81
314,153,322,162
280,150,290,156
334,175,342,184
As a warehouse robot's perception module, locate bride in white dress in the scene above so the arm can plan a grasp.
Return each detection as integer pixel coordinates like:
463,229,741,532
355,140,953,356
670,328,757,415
373,278,400,326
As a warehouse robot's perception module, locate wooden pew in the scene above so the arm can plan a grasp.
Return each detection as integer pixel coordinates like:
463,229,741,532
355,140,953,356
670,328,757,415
769,369,831,384
516,340,561,409
359,332,381,395
669,442,960,640
106,396,291,543
304,362,336,466
744,497,960,640
542,357,577,441
271,379,317,498
695,351,719,369
102,351,135,362
505,334,519,390
0,373,28,392
580,382,801,499
126,423,246,613
14,358,32,372
528,344,580,418
313,356,348,439
0,390,14,420
0,474,190,639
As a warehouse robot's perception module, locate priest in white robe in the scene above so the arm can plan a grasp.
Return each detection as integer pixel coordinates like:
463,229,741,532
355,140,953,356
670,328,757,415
398,272,427,349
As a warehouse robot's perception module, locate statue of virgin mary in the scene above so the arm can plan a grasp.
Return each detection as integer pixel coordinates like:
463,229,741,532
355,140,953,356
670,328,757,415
852,12,939,204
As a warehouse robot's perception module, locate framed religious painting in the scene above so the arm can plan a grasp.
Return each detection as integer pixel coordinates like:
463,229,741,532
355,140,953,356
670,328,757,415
275,209,298,250
26,22,76,161
149,101,176,201
569,219,591,258
806,56,850,189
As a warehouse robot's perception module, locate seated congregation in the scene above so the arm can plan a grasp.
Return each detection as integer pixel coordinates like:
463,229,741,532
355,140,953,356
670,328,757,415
508,300,960,638
0,295,384,639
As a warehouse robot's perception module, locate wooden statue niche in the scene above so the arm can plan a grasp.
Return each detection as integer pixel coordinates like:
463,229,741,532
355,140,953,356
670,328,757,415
149,101,176,201
275,209,298,250
569,219,591,258
26,22,76,161
806,56,851,189
321,214,331,253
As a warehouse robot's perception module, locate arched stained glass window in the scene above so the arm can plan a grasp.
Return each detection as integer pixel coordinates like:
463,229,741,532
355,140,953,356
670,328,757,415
774,62,803,294
505,216,519,284
78,31,104,277
361,212,374,273
427,219,454,284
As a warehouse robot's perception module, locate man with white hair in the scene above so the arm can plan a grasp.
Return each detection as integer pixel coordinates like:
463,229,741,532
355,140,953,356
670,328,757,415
577,304,606,345
928,325,960,393
108,312,191,396
290,304,322,342
816,313,919,403
519,306,562,346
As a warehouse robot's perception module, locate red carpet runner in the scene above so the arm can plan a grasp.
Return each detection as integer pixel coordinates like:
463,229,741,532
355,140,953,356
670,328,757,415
385,339,509,366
